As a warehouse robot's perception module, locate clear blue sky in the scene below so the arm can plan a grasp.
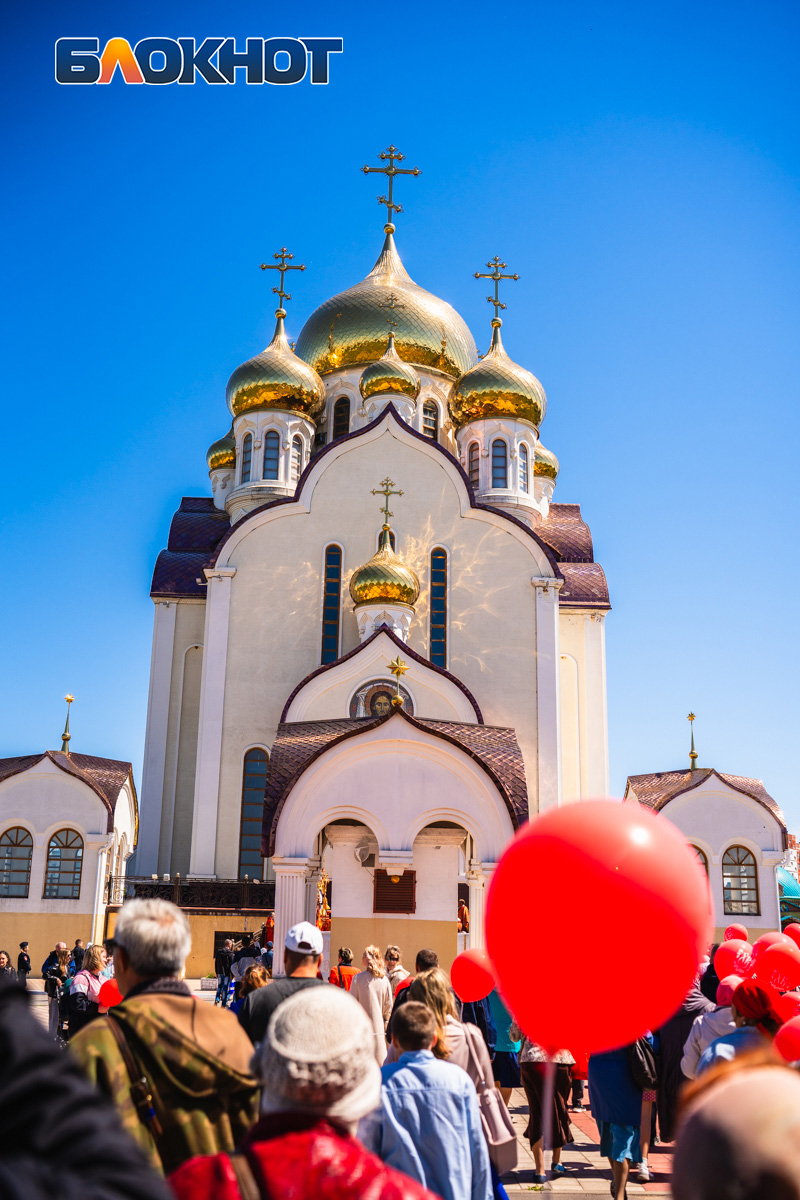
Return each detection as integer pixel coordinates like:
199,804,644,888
2,2,798,822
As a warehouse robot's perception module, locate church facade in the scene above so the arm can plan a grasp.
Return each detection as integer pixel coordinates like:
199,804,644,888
135,156,611,973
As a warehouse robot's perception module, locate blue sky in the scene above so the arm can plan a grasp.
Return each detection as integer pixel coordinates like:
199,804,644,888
2,2,798,822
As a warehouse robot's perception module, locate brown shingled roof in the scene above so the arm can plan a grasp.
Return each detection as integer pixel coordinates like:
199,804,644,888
0,751,136,836
625,767,786,835
151,498,230,598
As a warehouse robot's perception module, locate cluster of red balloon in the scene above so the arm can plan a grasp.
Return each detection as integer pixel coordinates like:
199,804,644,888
712,923,800,1062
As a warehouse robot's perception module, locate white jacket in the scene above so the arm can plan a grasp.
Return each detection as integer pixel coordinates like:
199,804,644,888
681,1006,737,1079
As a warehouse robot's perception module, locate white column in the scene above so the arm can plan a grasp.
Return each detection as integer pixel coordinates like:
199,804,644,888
135,600,177,875
533,578,563,811
272,857,311,976
466,861,486,950
90,835,114,944
189,567,236,878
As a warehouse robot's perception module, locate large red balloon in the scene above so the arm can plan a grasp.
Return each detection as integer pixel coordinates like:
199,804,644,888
774,991,800,1024
98,978,122,1008
724,923,748,942
485,799,712,1053
752,931,790,961
714,939,754,980
757,942,800,992
450,949,495,1002
783,924,800,951
775,1017,800,1063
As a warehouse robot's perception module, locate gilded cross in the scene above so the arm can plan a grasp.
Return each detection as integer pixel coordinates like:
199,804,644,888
371,477,403,523
362,145,420,229
474,256,520,320
260,247,305,312
378,293,405,328
387,656,408,707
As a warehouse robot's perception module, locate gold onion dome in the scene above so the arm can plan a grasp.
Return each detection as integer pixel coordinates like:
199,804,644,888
534,440,559,479
449,319,547,430
206,428,235,471
359,332,421,401
349,526,421,608
226,311,326,420
294,229,478,379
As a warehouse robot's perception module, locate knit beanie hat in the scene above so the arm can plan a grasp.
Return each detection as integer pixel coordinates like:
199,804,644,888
255,986,381,1122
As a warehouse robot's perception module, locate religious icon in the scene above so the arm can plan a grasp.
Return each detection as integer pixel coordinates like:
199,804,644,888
349,679,414,719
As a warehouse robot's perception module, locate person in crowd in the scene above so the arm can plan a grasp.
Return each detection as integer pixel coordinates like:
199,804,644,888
681,976,737,1080
487,988,520,1106
398,969,494,1093
387,948,441,1039
511,1020,573,1184
69,944,108,1038
230,964,269,1016
238,921,325,1045
0,975,174,1200
361,1001,492,1200
0,951,17,983
214,939,233,1008
461,994,496,1056
672,1058,800,1199
385,945,411,995
16,941,31,989
636,1044,658,1184
230,933,260,999
170,986,436,1200
569,1050,589,1112
72,939,86,972
41,941,68,977
589,1042,646,1200
69,898,259,1176
696,979,781,1076
261,941,274,975
699,944,720,1004
457,899,470,933
44,945,71,1038
329,946,359,991
655,982,714,1141
350,945,393,1065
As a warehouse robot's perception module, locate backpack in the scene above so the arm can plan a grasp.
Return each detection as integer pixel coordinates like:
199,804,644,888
627,1037,658,1091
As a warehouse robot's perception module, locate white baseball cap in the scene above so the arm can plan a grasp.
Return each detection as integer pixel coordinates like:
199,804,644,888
285,920,323,955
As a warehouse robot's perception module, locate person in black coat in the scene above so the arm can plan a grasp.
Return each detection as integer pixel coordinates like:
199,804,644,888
0,953,17,984
16,944,31,989
656,985,714,1142
0,980,173,1200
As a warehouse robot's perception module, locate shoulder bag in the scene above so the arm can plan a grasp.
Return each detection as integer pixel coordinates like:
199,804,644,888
464,1023,518,1175
627,1037,658,1091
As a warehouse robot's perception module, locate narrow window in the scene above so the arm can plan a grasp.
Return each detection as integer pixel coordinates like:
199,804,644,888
332,398,350,440
239,748,269,879
44,829,83,899
468,441,480,489
0,827,33,897
423,401,438,440
519,443,529,492
241,434,253,483
263,431,280,480
692,846,709,875
291,435,303,481
491,439,508,488
429,547,447,668
722,845,760,915
321,544,342,663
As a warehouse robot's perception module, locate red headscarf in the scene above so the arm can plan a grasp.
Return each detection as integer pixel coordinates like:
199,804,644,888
732,979,778,1035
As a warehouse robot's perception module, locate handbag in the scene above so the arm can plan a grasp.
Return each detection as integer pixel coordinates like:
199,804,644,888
627,1037,658,1091
464,1024,518,1175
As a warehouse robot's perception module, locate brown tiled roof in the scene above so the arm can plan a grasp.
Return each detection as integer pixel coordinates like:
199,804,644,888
559,562,610,609
625,767,786,834
262,709,528,855
537,504,595,563
151,497,230,598
0,751,136,836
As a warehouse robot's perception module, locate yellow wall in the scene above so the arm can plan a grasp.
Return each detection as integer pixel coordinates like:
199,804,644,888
107,909,271,978
330,917,457,975
0,912,94,971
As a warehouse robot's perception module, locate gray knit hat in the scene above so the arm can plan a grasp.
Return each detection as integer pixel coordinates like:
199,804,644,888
255,986,381,1122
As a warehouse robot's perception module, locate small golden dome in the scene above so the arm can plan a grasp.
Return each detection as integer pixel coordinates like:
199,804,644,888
359,333,421,402
449,319,547,430
349,527,421,608
226,312,326,420
206,428,235,472
534,440,559,479
295,230,478,379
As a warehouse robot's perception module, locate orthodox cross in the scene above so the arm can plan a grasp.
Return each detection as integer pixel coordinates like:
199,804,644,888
378,293,405,328
372,477,403,524
687,711,698,771
61,693,74,754
260,247,305,312
474,256,520,320
387,656,409,706
362,145,420,229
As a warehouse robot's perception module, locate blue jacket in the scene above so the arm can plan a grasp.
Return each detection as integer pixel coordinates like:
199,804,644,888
360,1050,491,1200
487,990,520,1054
696,1025,764,1076
589,1040,653,1126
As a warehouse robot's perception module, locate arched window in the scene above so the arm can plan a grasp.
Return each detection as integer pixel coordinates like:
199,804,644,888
321,544,342,663
332,398,350,440
692,845,709,875
722,845,760,915
263,431,280,480
423,401,438,440
468,442,480,489
519,443,529,493
491,439,507,488
44,829,83,899
241,434,253,483
239,748,269,879
0,827,33,897
291,435,303,481
429,548,448,668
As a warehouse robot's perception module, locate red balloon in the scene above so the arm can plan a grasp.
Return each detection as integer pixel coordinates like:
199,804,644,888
714,939,754,980
450,949,495,1002
774,991,800,1024
98,978,122,1008
752,931,790,961
485,800,712,1053
757,942,800,992
783,924,800,951
724,923,748,942
775,1016,800,1063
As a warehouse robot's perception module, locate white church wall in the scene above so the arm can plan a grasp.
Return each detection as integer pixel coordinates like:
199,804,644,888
558,611,609,801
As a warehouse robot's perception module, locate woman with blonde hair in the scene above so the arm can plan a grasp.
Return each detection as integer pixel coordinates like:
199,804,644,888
350,945,393,1064
68,943,108,1037
405,968,494,1091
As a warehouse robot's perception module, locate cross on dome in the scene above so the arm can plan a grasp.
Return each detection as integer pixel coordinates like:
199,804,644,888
378,293,405,328
371,477,403,525
362,145,421,232
260,247,306,315
474,255,520,322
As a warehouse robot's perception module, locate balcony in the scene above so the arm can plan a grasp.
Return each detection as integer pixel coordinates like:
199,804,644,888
106,875,275,912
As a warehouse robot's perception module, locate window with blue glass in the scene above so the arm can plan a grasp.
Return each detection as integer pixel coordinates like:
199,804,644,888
263,431,280,480
429,548,447,668
491,439,507,488
241,434,253,483
321,544,342,663
238,749,268,879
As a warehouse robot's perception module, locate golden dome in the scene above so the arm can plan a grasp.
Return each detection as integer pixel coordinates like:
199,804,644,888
359,332,421,402
206,428,235,472
349,527,421,608
294,230,478,379
226,312,326,420
449,319,547,430
534,440,559,479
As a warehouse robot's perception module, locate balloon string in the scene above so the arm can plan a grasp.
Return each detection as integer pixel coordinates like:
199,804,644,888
542,1055,556,1163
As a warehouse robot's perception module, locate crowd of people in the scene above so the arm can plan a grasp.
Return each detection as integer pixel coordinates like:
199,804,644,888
2,904,799,1200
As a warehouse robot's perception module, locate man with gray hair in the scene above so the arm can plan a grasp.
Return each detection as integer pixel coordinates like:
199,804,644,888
70,898,259,1177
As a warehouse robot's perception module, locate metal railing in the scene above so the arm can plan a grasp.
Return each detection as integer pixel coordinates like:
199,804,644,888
106,875,275,911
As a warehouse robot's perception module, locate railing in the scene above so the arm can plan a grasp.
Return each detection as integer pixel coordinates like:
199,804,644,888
106,875,275,911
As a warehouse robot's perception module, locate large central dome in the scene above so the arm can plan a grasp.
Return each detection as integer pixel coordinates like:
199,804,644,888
295,231,478,379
